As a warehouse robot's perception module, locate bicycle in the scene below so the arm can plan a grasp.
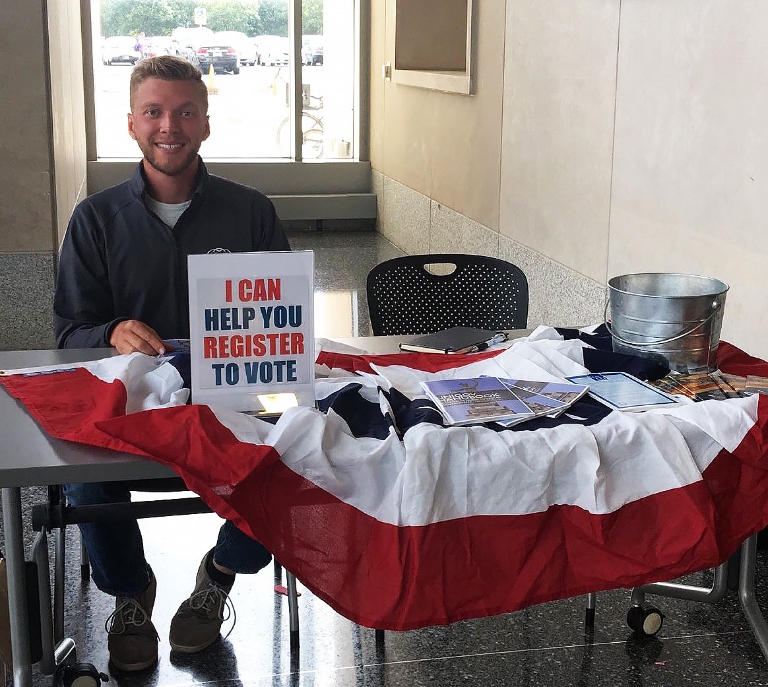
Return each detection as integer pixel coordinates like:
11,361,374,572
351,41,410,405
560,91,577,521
276,91,324,158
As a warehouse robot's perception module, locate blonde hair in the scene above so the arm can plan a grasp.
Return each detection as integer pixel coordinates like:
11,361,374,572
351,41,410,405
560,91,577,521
130,55,208,112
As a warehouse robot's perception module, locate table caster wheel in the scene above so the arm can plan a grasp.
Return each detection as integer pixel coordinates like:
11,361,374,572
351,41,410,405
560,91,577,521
63,662,109,687
627,603,664,636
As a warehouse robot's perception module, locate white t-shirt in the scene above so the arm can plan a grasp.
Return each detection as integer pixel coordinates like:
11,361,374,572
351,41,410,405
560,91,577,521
145,195,192,228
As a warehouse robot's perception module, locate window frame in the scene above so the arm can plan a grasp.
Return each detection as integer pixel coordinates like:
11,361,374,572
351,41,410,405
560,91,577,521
385,0,475,95
82,0,371,198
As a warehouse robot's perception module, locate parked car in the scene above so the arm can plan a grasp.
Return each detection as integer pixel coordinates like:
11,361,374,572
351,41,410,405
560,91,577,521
141,37,174,59
238,39,259,66
171,26,215,51
256,35,289,66
302,35,323,66
196,42,240,74
101,36,141,65
212,31,256,66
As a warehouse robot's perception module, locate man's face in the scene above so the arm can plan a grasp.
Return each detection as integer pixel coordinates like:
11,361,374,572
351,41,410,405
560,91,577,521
128,78,210,177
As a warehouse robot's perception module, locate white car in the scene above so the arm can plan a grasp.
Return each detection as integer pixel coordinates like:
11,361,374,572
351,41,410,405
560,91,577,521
256,35,289,66
239,39,259,66
101,36,141,65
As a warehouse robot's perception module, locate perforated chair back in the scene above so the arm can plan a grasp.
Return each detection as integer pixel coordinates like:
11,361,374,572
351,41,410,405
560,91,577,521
366,254,529,336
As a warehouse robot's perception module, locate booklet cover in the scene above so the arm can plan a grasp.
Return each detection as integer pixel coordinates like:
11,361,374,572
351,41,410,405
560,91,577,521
745,375,768,396
500,379,590,415
421,376,589,426
674,372,730,401
566,371,680,412
420,377,535,425
400,327,508,354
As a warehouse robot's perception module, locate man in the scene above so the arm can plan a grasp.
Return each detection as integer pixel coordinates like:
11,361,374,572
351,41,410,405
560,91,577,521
53,56,290,672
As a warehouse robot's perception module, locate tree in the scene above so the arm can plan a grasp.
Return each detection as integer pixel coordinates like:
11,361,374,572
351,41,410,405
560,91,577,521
100,0,313,39
258,0,288,36
123,0,176,36
302,0,323,35
166,0,200,29
101,0,189,36
205,1,261,34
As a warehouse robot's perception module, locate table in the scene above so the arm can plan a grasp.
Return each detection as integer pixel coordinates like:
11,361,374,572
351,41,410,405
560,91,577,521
0,339,413,687
2,333,768,687
0,348,182,687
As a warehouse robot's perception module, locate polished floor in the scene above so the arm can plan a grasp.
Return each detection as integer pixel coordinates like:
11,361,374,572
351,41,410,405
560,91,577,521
4,230,768,687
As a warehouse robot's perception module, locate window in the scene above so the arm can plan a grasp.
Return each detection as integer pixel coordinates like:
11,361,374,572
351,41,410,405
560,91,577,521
385,0,475,95
90,0,358,160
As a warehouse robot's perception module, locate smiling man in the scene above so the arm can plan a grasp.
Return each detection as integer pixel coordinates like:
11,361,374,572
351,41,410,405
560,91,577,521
53,56,290,672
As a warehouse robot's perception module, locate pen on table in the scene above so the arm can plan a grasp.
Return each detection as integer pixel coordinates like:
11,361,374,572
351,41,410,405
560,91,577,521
472,333,508,352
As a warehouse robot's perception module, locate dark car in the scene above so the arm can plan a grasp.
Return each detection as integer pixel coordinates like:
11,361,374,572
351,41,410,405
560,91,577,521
196,43,240,74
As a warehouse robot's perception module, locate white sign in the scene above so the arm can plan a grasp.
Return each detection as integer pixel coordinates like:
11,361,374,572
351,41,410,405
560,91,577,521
187,251,315,413
194,7,207,25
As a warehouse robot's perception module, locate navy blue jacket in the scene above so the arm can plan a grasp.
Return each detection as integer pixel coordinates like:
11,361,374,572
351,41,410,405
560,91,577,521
54,160,290,348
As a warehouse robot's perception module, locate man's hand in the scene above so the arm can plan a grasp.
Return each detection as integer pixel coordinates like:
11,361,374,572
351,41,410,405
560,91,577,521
109,320,167,355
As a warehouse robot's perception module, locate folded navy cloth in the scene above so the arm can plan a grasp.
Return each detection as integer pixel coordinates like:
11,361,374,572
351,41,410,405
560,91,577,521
556,325,670,381
160,339,191,390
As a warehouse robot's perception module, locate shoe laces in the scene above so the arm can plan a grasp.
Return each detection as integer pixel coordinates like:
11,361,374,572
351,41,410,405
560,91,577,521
188,583,237,639
105,597,159,639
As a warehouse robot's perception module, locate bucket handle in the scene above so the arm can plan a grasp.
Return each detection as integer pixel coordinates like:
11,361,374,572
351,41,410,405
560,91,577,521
603,296,722,348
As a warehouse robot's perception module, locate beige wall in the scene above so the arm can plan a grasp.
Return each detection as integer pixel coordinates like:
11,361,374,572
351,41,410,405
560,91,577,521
48,0,89,245
0,1,86,350
371,0,505,232
0,2,55,255
371,0,768,358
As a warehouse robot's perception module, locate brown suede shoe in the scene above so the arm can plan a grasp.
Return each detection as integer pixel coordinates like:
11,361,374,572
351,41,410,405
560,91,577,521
106,568,159,671
169,551,234,654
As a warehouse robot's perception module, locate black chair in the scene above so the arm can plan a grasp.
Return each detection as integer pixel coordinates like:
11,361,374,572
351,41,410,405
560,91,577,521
366,253,529,336
366,254,530,645
366,256,605,634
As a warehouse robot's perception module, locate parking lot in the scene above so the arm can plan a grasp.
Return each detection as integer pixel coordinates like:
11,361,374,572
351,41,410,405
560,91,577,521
94,61,328,158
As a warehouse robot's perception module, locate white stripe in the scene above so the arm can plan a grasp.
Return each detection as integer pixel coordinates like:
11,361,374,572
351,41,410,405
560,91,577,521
3,353,189,411
212,389,757,527
77,336,753,528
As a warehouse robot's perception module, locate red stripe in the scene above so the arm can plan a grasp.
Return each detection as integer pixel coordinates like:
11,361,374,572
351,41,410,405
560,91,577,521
718,340,768,377
92,398,768,630
5,344,768,630
317,348,502,374
234,444,768,630
0,369,134,453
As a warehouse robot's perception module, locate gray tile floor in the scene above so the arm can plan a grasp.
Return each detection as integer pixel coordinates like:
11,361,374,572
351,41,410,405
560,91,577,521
4,229,768,686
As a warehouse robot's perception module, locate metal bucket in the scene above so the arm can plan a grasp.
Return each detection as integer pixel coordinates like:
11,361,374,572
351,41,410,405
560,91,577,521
607,273,729,373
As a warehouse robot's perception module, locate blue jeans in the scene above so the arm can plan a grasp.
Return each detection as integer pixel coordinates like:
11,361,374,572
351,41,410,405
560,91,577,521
62,481,272,597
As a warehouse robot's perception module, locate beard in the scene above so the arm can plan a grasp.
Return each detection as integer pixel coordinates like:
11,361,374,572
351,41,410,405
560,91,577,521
138,139,200,177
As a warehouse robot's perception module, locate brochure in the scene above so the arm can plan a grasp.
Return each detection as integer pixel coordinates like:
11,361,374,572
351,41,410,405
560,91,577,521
420,376,588,426
708,370,743,399
500,379,590,416
400,327,508,354
674,372,729,401
421,376,535,425
649,370,766,401
566,371,681,412
649,374,699,400
745,375,768,396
